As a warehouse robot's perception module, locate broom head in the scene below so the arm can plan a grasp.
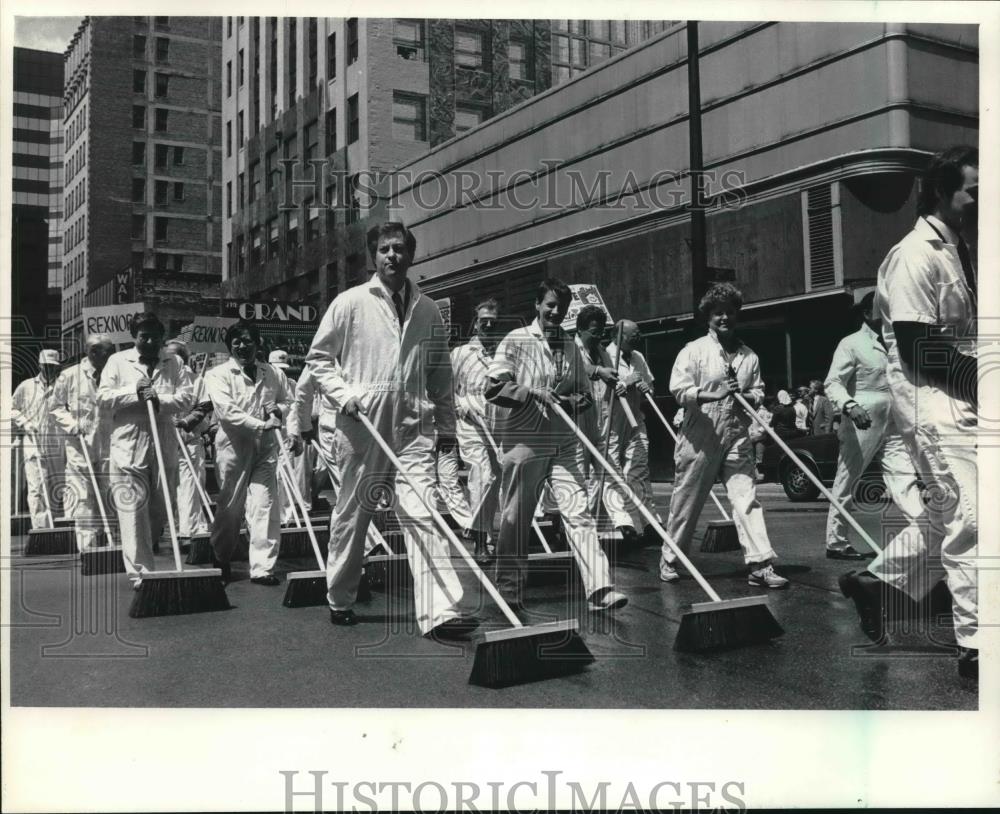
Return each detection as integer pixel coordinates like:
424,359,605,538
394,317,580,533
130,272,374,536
469,619,595,688
24,526,78,556
128,569,231,618
53,516,76,529
699,520,742,553
282,569,328,607
81,543,126,576
364,552,411,593
278,525,329,560
185,533,215,565
526,551,579,587
674,595,784,652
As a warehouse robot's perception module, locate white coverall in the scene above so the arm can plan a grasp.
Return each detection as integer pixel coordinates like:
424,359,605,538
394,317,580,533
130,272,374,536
486,319,615,602
448,336,502,535
871,215,978,648
573,334,613,523
204,358,290,578
176,375,211,539
823,322,925,553
306,275,466,634
274,372,310,524
605,341,661,531
97,348,193,581
664,332,776,566
12,374,66,527
51,359,111,550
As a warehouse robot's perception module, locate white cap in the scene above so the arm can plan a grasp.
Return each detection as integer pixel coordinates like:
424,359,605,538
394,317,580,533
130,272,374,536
38,349,60,366
268,350,290,369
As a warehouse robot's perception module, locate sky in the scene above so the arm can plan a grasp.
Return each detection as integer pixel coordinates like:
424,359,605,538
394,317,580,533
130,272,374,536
14,17,83,53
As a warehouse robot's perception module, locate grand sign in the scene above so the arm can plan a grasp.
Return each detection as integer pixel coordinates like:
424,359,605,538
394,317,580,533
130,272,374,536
221,300,319,323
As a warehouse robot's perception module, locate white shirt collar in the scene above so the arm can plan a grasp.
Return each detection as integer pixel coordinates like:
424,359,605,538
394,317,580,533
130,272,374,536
923,214,961,246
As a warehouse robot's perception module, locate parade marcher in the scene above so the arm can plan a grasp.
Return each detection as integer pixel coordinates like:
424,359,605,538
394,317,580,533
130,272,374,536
809,380,835,435
306,221,475,638
660,283,788,589
204,322,292,586
12,349,67,528
793,386,811,431
268,349,308,524
98,313,193,585
450,298,506,563
605,319,662,544
167,340,213,547
486,277,627,612
840,146,979,680
51,335,114,550
288,366,328,502
823,293,926,561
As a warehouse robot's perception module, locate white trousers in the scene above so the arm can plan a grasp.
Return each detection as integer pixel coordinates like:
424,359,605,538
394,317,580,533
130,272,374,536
22,447,65,528
435,445,473,530
604,421,661,530
177,441,208,538
110,451,174,581
64,442,110,551
454,415,501,535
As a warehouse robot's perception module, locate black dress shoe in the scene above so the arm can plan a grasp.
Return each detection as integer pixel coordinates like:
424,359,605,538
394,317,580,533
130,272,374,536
250,574,280,586
838,570,888,643
827,546,869,561
958,647,978,680
330,609,357,626
426,616,480,641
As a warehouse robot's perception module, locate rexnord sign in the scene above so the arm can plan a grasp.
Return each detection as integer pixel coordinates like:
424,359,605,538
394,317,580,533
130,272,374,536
82,302,144,344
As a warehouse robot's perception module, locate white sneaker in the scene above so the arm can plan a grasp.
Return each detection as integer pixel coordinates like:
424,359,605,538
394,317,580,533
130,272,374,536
588,589,628,611
658,558,680,582
748,563,789,589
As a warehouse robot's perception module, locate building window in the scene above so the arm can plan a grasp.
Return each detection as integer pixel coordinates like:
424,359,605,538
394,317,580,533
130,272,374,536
155,253,169,272
308,18,318,87
346,173,361,224
238,49,244,85
155,217,168,241
156,37,169,61
155,108,168,131
237,172,245,208
305,197,320,242
394,19,424,60
225,120,232,156
226,181,232,217
132,141,146,164
226,60,232,97
154,73,169,98
172,254,183,272
237,111,244,150
266,147,278,190
347,93,359,144
508,38,534,81
155,180,168,204
173,146,184,165
133,34,146,57
133,70,146,92
392,92,426,141
131,214,145,239
325,109,337,154
454,104,486,134
304,119,318,162
347,18,359,63
285,209,299,247
268,218,279,258
132,105,145,129
455,27,484,69
589,41,611,62
235,235,244,274
250,225,262,266
288,18,297,105
227,16,232,37
132,178,145,201
173,182,184,201
325,181,337,231
250,160,261,200
326,32,336,78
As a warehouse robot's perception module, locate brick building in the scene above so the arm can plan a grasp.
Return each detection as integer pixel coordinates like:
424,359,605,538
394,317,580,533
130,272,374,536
61,16,223,355
12,47,63,382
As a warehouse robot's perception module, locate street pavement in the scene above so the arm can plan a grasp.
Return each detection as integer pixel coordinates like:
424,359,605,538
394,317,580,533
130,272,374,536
7,484,977,709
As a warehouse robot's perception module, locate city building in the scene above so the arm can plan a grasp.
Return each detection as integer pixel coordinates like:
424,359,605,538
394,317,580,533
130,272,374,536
61,16,222,355
220,17,672,311
12,47,63,381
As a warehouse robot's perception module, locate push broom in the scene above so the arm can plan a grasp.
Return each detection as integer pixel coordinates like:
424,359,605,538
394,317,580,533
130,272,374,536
551,402,784,652
358,412,594,687
277,442,331,607
77,436,126,576
311,439,405,592
175,427,220,566
275,448,329,559
24,433,77,556
129,400,230,618
644,393,741,553
732,391,883,557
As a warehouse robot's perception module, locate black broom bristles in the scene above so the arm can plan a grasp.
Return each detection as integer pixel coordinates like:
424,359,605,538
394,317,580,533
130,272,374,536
526,551,579,587
278,526,329,560
24,527,78,556
700,520,742,553
674,596,784,652
468,620,595,688
80,545,126,576
364,552,411,593
282,570,328,607
185,533,215,565
128,570,231,618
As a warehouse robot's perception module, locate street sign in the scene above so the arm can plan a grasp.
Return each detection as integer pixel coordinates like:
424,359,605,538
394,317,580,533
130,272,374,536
82,302,144,345
563,284,613,333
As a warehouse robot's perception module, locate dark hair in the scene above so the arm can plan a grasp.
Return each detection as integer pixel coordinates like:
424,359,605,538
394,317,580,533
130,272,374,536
698,283,743,319
224,319,261,349
474,297,500,316
857,291,876,316
130,312,166,338
536,277,572,307
577,304,608,330
917,145,978,216
809,379,825,393
366,221,417,263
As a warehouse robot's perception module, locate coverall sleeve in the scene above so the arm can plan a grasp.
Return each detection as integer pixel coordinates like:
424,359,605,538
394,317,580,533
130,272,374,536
669,345,700,408
450,347,473,416
98,356,142,415
485,333,533,407
288,372,314,436
426,309,456,437
824,338,855,412
743,353,764,407
304,297,354,410
10,383,31,433
50,371,78,435
205,369,267,435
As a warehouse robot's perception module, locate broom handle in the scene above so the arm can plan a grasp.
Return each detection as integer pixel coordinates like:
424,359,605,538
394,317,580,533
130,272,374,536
644,393,732,523
596,324,626,505
551,403,723,603
357,412,523,629
274,438,325,570
472,415,552,554
731,391,883,555
77,436,114,544
174,427,215,523
146,400,183,572
310,439,390,552
277,459,303,527
14,441,21,514
30,433,56,527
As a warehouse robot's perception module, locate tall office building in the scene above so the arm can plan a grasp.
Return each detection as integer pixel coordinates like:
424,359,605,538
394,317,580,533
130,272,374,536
221,17,671,310
61,16,223,354
12,47,64,379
